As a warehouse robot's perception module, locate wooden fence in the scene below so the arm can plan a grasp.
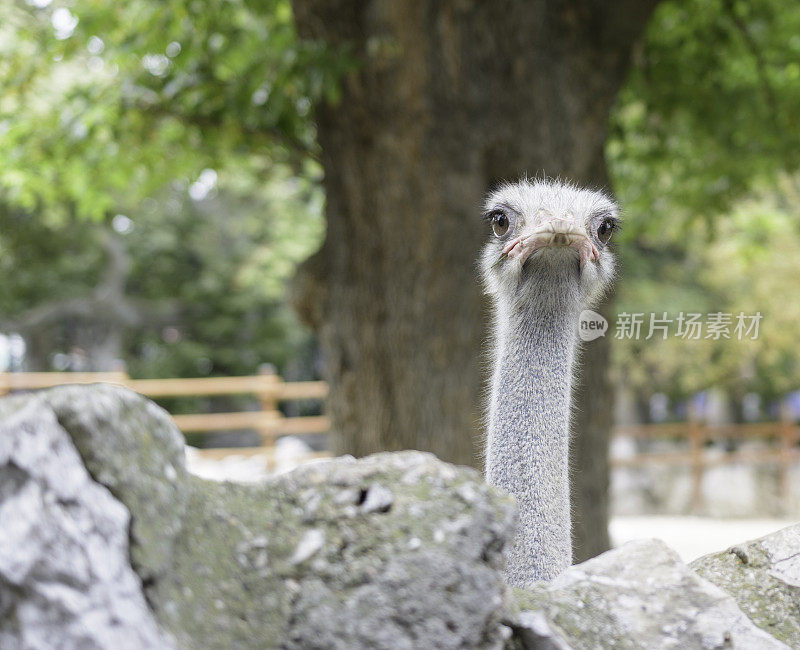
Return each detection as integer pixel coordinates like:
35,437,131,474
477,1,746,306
2,371,799,506
0,370,331,466
611,413,800,512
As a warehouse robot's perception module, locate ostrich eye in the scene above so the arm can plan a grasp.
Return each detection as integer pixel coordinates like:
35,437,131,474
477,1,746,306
597,218,615,244
491,212,511,237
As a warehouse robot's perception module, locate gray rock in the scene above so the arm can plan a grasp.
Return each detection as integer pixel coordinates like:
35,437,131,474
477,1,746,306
359,483,394,514
2,385,800,650
0,385,517,650
692,523,800,647
0,393,172,649
508,539,788,649
43,384,189,582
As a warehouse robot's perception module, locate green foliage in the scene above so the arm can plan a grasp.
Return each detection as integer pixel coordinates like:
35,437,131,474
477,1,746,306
0,209,104,314
0,0,351,221
612,182,800,401
609,0,800,405
0,165,324,379
126,167,325,379
610,0,800,237
0,0,347,383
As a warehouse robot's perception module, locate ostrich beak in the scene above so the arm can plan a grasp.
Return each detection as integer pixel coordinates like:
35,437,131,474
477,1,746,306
501,218,599,269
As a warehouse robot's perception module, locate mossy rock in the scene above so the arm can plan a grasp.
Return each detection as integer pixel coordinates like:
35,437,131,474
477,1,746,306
2,385,517,650
692,524,800,647
4,384,800,650
507,539,789,649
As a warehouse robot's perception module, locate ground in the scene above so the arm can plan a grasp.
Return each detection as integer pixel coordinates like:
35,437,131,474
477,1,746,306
610,515,797,562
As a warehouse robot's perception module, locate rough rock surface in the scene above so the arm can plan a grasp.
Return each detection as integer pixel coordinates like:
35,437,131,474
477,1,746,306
507,539,788,650
692,523,800,647
0,393,172,649
43,386,190,584
0,385,517,650
2,384,800,650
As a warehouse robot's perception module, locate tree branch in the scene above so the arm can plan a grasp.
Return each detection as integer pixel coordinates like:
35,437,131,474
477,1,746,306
2,228,180,334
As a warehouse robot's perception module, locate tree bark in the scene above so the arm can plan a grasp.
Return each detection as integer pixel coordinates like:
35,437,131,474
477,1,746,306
570,294,614,561
293,0,658,560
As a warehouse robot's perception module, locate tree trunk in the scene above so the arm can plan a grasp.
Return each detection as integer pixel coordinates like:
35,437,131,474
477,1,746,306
293,0,658,560
570,294,614,561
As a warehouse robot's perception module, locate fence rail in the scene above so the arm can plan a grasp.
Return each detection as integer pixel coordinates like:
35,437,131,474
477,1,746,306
612,416,800,512
0,371,330,467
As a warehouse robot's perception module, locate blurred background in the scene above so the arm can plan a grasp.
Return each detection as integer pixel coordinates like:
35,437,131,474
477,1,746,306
2,0,800,563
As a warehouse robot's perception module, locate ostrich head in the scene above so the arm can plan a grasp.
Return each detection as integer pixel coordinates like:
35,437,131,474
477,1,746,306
480,178,620,312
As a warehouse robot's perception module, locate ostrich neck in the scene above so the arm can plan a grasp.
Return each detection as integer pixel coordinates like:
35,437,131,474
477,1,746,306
485,297,580,586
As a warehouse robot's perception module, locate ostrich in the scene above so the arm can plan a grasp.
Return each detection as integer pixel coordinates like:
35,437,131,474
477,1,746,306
480,178,620,587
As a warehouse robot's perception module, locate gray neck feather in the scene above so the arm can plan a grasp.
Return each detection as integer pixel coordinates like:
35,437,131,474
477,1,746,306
485,288,579,586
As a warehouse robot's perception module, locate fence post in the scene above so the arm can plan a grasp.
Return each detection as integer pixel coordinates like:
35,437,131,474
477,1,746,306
112,361,130,390
778,400,794,514
689,404,705,513
257,364,282,467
